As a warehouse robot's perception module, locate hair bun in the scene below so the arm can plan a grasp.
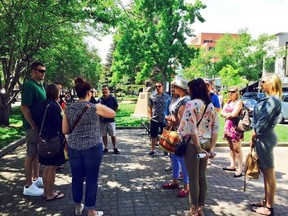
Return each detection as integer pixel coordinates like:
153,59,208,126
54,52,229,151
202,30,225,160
75,77,85,85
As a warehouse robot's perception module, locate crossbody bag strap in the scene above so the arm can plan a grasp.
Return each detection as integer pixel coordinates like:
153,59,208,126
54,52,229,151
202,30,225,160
39,103,53,137
184,103,208,143
197,103,208,127
70,104,90,133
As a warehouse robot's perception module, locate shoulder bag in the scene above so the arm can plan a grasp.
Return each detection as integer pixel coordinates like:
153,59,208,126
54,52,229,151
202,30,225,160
175,103,209,157
63,104,90,160
244,147,260,192
38,102,62,158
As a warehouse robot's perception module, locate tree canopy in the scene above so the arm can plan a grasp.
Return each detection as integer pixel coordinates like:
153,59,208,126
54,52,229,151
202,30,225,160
111,0,206,90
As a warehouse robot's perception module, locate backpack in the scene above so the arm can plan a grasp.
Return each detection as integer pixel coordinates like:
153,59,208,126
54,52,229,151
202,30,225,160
236,106,252,132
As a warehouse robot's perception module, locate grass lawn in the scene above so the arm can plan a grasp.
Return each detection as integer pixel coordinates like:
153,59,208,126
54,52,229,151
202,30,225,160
0,106,25,149
0,103,287,149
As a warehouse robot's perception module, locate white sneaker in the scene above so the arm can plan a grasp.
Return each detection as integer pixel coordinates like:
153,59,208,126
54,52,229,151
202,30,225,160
97,211,104,216
23,183,44,196
75,203,84,215
33,177,43,187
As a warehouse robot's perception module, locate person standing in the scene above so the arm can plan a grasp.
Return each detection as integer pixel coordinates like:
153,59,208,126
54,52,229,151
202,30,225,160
63,77,115,216
178,78,219,216
39,84,65,200
221,86,244,178
100,85,120,154
163,76,190,198
21,61,46,196
147,82,170,156
250,74,282,216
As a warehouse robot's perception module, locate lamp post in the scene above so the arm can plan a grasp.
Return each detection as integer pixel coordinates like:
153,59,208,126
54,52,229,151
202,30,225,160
285,41,288,76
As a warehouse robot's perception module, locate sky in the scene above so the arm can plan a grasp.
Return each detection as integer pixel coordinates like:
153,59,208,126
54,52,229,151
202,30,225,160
90,0,288,63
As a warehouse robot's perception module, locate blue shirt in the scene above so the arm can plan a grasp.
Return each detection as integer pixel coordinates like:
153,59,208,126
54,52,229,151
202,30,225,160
100,94,118,122
252,95,281,136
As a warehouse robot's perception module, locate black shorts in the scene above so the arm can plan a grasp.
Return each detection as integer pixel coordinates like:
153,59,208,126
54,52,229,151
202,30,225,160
150,120,165,138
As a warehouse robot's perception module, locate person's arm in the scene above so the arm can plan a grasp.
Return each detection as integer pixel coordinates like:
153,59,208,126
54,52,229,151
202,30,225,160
21,105,37,130
62,114,71,135
226,100,242,118
96,103,116,119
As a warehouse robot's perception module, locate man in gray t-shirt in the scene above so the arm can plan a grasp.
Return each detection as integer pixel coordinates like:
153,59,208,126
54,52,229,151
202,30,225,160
147,82,170,156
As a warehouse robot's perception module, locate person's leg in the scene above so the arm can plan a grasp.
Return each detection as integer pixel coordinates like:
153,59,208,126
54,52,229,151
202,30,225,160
83,145,103,215
227,140,236,169
233,141,243,176
69,147,84,204
42,166,48,197
179,156,189,190
101,123,108,150
171,154,180,184
149,121,158,153
45,166,58,199
198,141,210,210
263,168,276,208
32,155,40,180
111,136,116,148
184,143,200,213
24,128,39,186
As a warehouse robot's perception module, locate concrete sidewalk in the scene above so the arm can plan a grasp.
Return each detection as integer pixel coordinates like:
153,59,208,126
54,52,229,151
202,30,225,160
0,129,287,216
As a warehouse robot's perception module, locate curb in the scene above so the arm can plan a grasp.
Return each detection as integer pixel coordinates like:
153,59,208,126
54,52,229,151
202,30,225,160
1,128,287,159
0,137,26,159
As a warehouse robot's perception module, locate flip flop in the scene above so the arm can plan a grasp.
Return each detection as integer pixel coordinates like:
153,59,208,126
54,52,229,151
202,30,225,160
43,190,61,199
223,167,236,171
46,192,64,201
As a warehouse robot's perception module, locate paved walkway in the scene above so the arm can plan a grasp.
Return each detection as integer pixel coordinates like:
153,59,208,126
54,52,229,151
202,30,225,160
0,129,287,216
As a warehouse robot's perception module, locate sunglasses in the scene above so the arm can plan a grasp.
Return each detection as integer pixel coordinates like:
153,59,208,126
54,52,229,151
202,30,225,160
228,91,236,93
34,68,46,73
155,85,162,88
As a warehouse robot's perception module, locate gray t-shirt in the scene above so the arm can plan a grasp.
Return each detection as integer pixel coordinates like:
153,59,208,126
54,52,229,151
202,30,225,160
65,101,102,150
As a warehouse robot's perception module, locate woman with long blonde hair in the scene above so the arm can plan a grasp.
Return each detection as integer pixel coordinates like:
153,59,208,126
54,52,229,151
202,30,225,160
250,74,282,216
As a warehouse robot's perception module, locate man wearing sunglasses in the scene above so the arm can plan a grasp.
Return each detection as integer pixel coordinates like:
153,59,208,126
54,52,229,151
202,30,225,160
147,82,170,156
21,61,46,196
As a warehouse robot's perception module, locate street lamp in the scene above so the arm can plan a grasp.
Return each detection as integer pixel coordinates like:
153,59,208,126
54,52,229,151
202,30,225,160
285,41,288,76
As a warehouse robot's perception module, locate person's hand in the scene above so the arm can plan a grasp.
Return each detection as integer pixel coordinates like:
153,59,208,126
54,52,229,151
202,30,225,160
209,150,216,158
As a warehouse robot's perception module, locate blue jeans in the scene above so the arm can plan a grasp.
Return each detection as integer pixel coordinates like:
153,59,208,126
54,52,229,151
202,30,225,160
68,144,103,209
171,154,189,184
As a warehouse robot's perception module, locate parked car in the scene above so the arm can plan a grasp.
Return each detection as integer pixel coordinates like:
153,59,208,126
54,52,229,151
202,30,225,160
278,92,288,124
242,92,265,102
241,98,257,117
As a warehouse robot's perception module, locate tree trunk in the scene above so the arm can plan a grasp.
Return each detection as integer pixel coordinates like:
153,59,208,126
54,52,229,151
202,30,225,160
0,93,11,126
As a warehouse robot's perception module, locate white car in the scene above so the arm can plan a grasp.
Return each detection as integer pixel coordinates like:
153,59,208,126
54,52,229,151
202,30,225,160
278,92,288,124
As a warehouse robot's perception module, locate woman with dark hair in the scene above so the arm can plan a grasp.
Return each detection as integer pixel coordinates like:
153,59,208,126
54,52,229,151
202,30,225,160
178,78,219,216
62,77,115,216
39,84,65,200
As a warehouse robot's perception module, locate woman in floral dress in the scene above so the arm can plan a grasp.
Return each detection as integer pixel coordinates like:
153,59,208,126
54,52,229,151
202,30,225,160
221,86,244,177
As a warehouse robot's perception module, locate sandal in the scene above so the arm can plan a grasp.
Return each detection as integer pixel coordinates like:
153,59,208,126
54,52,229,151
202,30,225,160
190,207,199,216
253,206,273,216
46,192,64,201
198,207,205,216
250,199,266,207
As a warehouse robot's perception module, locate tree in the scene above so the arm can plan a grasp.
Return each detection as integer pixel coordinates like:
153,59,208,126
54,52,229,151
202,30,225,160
111,0,205,91
0,0,119,126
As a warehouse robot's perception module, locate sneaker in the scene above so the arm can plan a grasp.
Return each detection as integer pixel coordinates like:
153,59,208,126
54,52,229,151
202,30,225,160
103,149,108,154
162,183,179,189
75,203,84,215
113,148,120,154
148,151,155,156
178,189,189,198
33,177,43,187
23,183,44,196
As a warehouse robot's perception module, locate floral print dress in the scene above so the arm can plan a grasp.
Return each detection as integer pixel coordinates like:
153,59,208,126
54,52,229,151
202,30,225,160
223,100,244,142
